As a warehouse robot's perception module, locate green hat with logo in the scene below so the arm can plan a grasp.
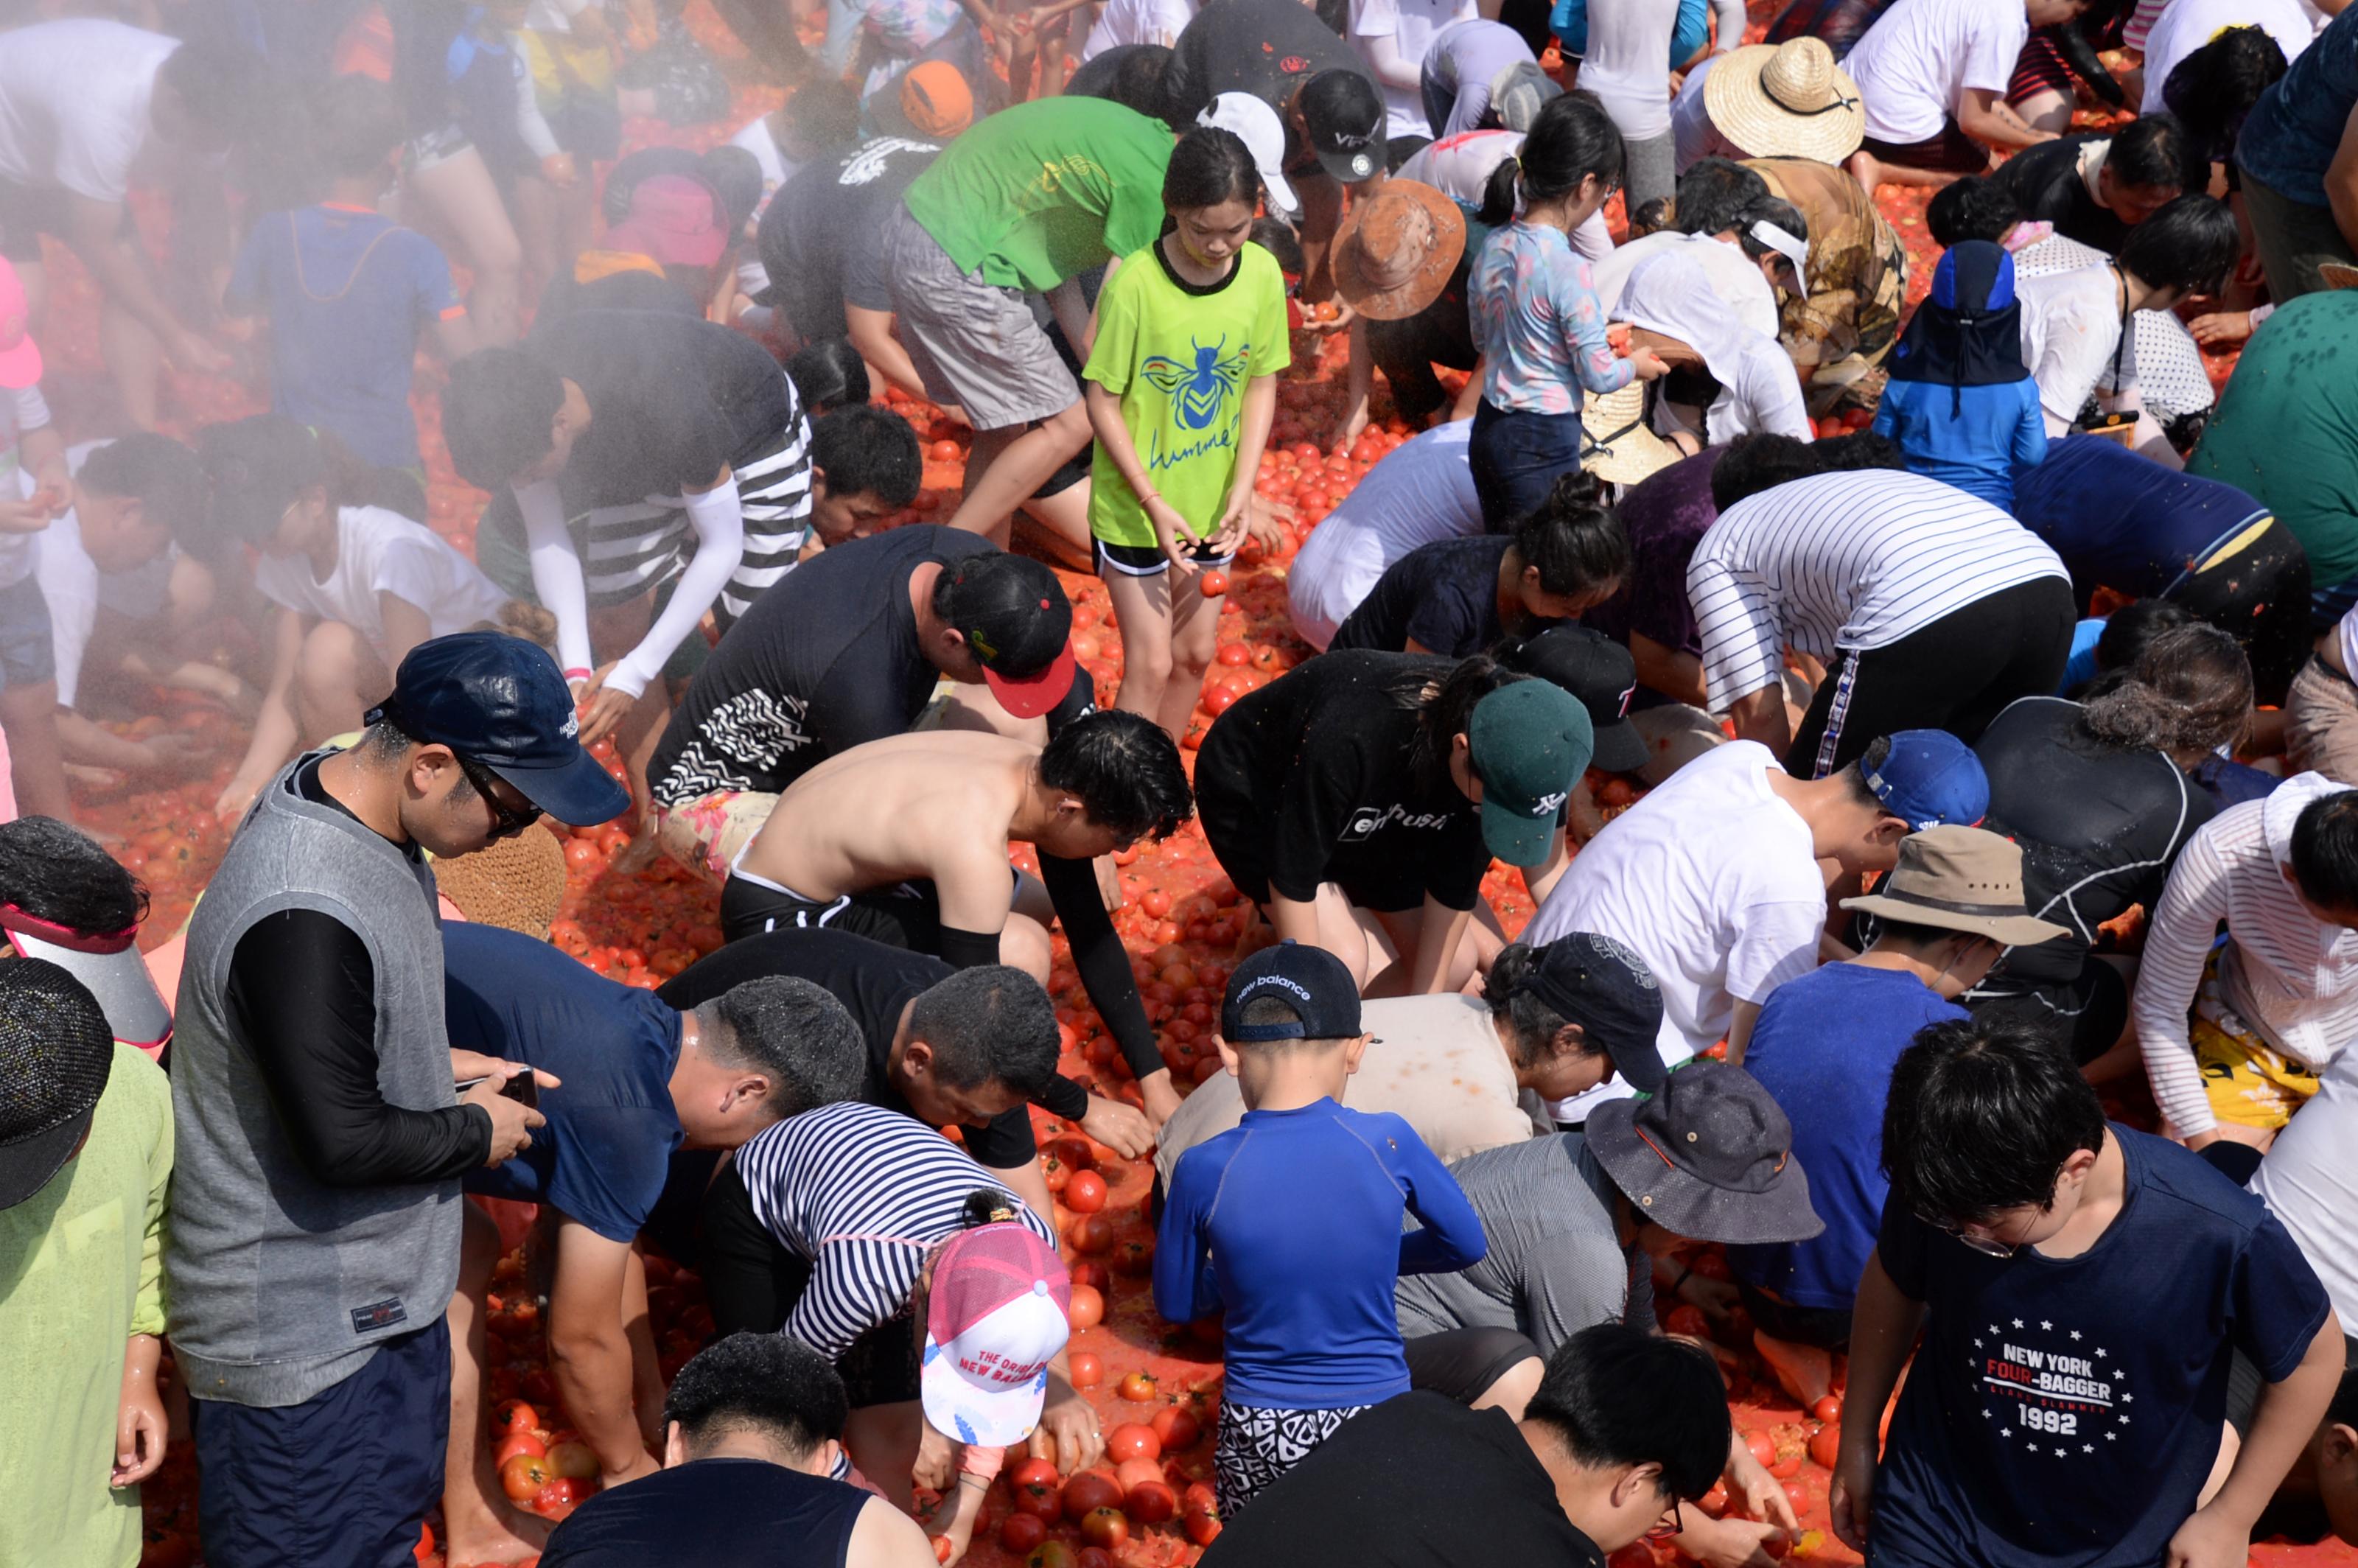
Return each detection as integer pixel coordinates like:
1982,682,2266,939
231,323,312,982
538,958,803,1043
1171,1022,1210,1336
1469,680,1594,868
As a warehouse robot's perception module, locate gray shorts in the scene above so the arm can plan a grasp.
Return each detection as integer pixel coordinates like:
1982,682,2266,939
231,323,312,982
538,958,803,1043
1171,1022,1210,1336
881,201,1079,432
0,572,55,693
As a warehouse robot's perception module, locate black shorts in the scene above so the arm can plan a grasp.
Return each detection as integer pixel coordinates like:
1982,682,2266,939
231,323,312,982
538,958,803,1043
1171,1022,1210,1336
1096,538,1236,578
1858,119,1990,175
1194,772,1435,915
1403,1327,1542,1404
719,872,947,951
1734,1279,1854,1351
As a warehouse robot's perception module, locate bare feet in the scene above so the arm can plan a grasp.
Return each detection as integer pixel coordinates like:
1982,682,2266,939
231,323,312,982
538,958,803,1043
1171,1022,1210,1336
1754,1329,1836,1411
441,1499,553,1567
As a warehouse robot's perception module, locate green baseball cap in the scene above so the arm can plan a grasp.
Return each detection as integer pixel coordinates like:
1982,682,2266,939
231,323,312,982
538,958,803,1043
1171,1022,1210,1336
1469,681,1594,867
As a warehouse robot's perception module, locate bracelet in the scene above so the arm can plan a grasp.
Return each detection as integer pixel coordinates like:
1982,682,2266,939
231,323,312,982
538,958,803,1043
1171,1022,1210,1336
563,667,592,682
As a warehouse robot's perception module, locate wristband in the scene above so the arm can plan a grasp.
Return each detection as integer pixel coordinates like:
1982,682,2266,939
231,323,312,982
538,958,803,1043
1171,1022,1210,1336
563,668,592,683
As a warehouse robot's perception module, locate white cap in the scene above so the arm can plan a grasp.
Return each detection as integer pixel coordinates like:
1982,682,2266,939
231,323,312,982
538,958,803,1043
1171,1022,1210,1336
1199,92,1300,220
1749,219,1811,290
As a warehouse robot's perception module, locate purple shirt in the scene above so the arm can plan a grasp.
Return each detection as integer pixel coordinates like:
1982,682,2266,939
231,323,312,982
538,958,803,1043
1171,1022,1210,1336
1582,446,1724,658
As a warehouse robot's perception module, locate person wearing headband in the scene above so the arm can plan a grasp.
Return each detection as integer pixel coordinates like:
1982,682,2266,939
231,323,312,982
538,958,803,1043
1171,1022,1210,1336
0,815,171,1057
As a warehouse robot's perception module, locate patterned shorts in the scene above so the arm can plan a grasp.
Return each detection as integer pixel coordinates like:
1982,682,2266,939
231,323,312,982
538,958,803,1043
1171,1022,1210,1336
1213,1403,1370,1516
2190,959,2323,1132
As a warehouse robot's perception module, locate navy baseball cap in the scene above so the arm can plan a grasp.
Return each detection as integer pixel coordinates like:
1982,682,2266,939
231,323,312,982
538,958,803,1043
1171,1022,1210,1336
365,631,630,826
1221,940,1362,1043
1862,730,1988,833
1513,931,1668,1093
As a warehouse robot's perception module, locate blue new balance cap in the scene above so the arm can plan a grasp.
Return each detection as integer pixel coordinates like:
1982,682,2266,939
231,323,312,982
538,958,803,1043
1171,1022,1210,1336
1862,729,1988,833
365,631,630,827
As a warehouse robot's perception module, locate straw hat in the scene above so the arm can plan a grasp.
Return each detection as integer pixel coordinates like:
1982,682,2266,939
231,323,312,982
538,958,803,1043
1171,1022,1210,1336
1580,382,1684,487
433,822,570,942
1332,180,1466,321
1840,826,2072,948
1704,40,1866,167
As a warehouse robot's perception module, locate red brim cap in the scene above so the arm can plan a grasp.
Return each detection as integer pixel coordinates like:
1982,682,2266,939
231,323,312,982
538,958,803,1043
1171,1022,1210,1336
983,641,1079,721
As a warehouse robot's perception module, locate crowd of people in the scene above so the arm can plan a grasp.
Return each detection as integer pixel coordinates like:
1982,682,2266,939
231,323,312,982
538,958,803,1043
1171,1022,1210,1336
10,0,2358,1566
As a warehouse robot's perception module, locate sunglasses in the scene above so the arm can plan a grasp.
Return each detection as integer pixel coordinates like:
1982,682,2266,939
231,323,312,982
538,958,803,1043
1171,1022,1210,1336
455,753,543,840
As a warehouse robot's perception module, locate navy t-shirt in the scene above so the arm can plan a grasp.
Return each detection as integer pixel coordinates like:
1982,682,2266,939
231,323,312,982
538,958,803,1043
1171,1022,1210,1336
1330,535,1540,657
1869,1127,2331,1568
2012,434,2273,602
1728,965,1967,1312
447,923,685,1243
540,1456,870,1567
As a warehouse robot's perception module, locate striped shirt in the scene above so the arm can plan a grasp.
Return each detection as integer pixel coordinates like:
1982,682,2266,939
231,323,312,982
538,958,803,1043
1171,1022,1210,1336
2131,772,2358,1138
1687,469,2067,712
734,1100,1053,1360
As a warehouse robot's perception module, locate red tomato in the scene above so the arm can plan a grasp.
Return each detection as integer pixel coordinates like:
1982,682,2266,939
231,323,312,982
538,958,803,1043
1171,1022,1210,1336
1808,1424,1842,1471
1662,1303,1709,1339
1067,1282,1105,1331
1068,1349,1103,1387
1029,1540,1080,1568
1150,1406,1202,1451
1127,1479,1178,1524
1079,1507,1129,1549
500,1452,555,1501
1067,1214,1115,1253
1812,1395,1844,1424
1070,1261,1110,1292
1183,1505,1222,1547
1743,1429,1776,1469
1105,1423,1161,1463
1063,1471,1124,1522
1049,1135,1095,1172
497,1399,539,1434
1114,1455,1165,1493
1063,1170,1108,1213
1217,643,1252,666
931,1535,954,1563
533,1474,582,1514
930,440,961,461
1117,1370,1158,1403
1000,1513,1049,1554
1011,1457,1063,1521
1079,1551,1114,1568
547,1439,598,1480
1199,570,1229,598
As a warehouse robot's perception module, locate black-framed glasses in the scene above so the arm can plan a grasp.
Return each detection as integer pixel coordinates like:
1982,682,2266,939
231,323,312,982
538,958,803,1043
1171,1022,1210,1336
455,753,542,840
1642,1499,1684,1543
1925,1214,2016,1259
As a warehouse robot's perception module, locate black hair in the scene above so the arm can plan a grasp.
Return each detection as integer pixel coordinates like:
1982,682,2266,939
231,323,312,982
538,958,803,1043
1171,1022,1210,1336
1525,1323,1732,1502
1872,916,1987,952
1165,125,1259,212
1483,943,1606,1068
2119,195,2240,296
1250,215,1305,276
1881,1015,2106,1227
0,816,147,935
1674,158,1771,239
957,1187,1027,1229
786,337,872,416
77,432,210,545
661,1331,848,1461
2079,623,2251,756
1708,433,1819,512
2291,790,2358,914
1037,710,1194,842
1839,734,1895,813
1480,90,1625,225
158,37,268,144
785,79,862,154
1735,196,1809,267
312,74,407,181
1813,430,1908,474
1925,176,2022,248
699,976,867,1121
907,965,1062,1099
810,405,921,505
2163,27,2288,164
443,348,566,489
2105,113,2199,195
1401,654,1527,795
1091,44,1174,118
1513,471,1628,597
195,416,399,548
1625,195,1676,239
699,145,767,234
2091,598,2197,674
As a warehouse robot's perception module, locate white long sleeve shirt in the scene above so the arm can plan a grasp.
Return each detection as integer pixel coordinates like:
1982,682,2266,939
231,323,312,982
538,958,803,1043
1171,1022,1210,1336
2131,772,2358,1137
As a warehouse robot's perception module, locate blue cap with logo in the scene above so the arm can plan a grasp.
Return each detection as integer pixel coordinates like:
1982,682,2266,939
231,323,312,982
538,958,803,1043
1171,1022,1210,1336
1862,729,1988,833
1221,939,1362,1043
365,631,630,827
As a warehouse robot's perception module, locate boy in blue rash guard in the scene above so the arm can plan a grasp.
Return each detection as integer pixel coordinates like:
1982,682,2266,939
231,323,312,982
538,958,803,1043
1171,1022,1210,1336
1154,941,1488,1516
1871,240,2047,509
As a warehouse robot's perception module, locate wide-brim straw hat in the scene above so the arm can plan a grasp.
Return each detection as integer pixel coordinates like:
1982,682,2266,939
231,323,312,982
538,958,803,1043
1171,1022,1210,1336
1705,40,1866,167
1333,179,1466,321
1840,825,2073,948
1580,382,1684,487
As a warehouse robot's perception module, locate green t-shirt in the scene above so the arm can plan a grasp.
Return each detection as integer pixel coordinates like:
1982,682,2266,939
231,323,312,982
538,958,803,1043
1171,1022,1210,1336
1083,238,1290,551
900,99,1174,293
0,1043,171,1568
2186,290,2358,587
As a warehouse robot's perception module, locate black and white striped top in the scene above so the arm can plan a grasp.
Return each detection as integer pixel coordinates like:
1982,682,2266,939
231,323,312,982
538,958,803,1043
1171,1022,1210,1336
1688,469,2066,712
735,1100,1054,1360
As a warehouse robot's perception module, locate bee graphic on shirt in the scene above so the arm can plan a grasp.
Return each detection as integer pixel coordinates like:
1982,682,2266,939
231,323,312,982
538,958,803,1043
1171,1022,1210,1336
1142,337,1250,430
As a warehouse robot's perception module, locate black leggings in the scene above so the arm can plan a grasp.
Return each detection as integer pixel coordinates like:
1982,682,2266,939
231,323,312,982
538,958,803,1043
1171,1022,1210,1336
1403,1327,1542,1404
1786,576,2077,779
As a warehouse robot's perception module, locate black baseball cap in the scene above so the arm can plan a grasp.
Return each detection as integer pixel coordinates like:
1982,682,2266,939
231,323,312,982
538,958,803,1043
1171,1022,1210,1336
0,958,116,1210
1221,940,1362,1043
1506,626,1648,775
365,631,631,826
1586,1059,1823,1245
941,552,1077,721
1512,931,1667,1093
1298,69,1386,184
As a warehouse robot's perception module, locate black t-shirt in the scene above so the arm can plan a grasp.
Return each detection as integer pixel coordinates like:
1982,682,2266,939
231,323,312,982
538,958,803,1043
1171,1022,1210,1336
756,137,941,342
1200,1393,1607,1568
648,525,1092,805
540,1457,870,1568
654,927,1085,1168
1994,135,2131,254
1973,696,2214,988
1160,0,1375,175
1331,535,1536,657
1194,651,1490,910
530,309,797,507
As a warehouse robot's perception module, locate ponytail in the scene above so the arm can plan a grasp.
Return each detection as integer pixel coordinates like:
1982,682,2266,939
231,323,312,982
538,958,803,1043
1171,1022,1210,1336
1512,470,1627,596
1477,155,1522,227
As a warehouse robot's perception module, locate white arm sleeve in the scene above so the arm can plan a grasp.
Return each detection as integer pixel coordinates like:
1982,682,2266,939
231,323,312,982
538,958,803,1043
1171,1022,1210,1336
603,481,745,700
1710,0,1744,49
515,479,595,677
510,42,564,161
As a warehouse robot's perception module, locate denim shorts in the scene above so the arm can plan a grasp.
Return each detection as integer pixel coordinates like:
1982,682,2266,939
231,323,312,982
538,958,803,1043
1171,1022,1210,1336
0,572,56,693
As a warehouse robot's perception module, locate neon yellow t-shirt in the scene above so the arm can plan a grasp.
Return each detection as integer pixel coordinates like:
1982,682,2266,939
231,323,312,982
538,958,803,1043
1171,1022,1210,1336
1082,238,1290,553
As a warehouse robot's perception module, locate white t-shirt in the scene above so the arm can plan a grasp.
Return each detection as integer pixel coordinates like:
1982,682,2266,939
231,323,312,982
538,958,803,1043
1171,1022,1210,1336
2248,1051,2358,1329
1394,130,1615,261
1080,0,1200,57
1591,229,1781,341
1351,0,1481,138
1525,740,1827,1120
0,20,177,203
728,115,795,299
1844,0,2028,146
27,440,122,710
2016,265,2128,432
2139,0,2313,113
1287,421,1483,649
1575,0,1681,142
0,382,55,594
251,505,511,662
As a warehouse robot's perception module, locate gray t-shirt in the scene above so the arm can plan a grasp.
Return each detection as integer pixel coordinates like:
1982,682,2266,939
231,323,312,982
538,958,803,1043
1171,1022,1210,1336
1393,1133,1654,1353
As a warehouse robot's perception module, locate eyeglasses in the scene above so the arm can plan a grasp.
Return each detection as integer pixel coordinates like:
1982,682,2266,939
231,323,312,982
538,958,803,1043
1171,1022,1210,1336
1642,1499,1684,1543
1925,1214,2017,1259
455,753,542,840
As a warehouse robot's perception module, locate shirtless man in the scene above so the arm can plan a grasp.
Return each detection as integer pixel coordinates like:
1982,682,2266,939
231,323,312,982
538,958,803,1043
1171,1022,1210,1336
721,711,1197,1122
